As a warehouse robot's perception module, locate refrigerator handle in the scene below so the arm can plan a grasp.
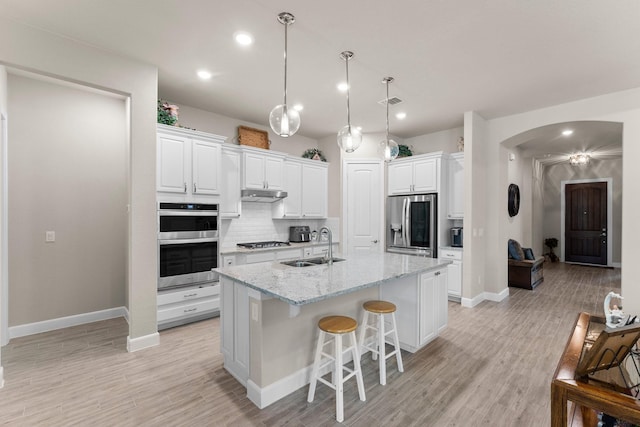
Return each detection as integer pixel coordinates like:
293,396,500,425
430,196,436,255
404,198,411,247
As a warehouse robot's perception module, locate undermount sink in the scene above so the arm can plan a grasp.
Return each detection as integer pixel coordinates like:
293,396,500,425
280,257,346,267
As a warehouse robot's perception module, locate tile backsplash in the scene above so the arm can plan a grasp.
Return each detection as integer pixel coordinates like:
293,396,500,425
220,202,339,249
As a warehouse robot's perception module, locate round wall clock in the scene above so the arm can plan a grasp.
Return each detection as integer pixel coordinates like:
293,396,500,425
508,184,520,217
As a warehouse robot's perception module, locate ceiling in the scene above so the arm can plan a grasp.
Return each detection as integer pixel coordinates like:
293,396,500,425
2,0,640,146
508,121,623,165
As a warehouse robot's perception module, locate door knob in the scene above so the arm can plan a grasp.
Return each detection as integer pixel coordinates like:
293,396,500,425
372,240,378,244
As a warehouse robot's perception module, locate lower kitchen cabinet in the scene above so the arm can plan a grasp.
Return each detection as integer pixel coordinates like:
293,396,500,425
220,278,250,385
440,248,462,300
157,283,220,330
380,267,448,352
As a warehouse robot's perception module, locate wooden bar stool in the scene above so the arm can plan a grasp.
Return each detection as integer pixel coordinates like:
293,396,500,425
358,300,404,385
307,315,366,423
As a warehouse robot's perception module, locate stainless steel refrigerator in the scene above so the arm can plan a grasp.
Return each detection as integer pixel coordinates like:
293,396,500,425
386,193,437,257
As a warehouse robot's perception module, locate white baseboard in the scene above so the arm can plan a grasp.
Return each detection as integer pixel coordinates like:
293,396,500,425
461,293,485,308
484,288,509,302
461,288,509,307
127,332,160,352
9,306,128,340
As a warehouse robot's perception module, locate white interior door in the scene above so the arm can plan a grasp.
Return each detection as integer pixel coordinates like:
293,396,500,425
343,161,383,254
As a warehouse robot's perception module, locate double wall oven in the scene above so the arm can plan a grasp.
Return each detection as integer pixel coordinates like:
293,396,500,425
157,202,219,291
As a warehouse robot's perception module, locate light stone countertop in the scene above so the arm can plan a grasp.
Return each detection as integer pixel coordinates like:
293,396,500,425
220,241,337,256
440,246,463,251
214,252,451,306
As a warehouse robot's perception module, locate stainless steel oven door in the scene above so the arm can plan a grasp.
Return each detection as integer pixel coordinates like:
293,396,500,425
158,237,218,290
158,210,219,240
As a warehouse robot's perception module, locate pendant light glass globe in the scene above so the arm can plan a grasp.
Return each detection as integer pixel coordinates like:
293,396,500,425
269,12,300,138
336,51,362,152
379,138,399,162
337,125,363,153
269,104,300,137
379,76,399,162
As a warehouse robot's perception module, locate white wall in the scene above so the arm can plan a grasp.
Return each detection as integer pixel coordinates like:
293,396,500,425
7,74,127,326
0,17,158,348
0,65,6,384
477,88,640,313
405,126,464,155
531,159,545,257
166,102,319,157
462,112,488,303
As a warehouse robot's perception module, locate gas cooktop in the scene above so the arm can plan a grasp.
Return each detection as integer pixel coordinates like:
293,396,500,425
237,241,291,249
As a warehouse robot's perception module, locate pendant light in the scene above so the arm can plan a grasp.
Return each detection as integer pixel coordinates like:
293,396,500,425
269,12,300,137
378,77,399,162
337,51,362,153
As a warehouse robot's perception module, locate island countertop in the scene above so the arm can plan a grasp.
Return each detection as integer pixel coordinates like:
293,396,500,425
214,252,451,306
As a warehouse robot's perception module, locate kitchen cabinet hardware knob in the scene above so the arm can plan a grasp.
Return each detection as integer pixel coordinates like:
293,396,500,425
193,183,197,193
435,271,440,276
183,182,187,193
183,293,198,298
372,239,378,243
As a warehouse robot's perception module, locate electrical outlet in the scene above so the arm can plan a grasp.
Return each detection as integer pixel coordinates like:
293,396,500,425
45,231,55,242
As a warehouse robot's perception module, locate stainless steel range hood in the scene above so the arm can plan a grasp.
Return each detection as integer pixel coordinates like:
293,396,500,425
241,189,288,203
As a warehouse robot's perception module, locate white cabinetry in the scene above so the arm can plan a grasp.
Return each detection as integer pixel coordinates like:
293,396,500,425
157,283,220,330
273,158,328,219
447,153,464,219
242,148,285,190
221,277,250,385
221,146,242,218
440,248,462,299
301,162,328,217
387,153,442,195
156,124,225,200
279,161,302,217
380,267,448,352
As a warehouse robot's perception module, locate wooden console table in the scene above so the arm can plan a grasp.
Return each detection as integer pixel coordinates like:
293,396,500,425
551,312,640,426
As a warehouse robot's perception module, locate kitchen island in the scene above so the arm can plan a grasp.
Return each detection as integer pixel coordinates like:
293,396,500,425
215,252,451,408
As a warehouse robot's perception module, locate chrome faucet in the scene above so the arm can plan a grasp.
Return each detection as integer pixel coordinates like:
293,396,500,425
319,226,333,264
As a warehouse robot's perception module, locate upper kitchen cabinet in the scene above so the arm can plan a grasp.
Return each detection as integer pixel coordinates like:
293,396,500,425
156,124,225,200
447,152,464,219
387,152,442,195
221,145,242,218
242,147,285,190
273,158,328,219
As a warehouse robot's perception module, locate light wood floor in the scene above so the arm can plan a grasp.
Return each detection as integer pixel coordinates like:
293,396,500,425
0,262,621,426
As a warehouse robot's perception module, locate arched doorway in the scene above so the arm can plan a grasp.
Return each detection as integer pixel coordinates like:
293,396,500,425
500,121,622,269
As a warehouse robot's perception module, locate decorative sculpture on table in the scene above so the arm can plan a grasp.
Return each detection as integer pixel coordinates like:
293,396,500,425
604,291,626,328
604,291,638,328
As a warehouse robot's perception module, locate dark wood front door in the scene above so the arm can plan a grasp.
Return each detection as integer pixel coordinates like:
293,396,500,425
565,182,607,265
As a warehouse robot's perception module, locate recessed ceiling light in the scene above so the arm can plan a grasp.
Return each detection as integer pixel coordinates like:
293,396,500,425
337,82,348,92
293,104,304,112
234,31,254,46
396,112,407,120
197,70,212,80
562,129,574,136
